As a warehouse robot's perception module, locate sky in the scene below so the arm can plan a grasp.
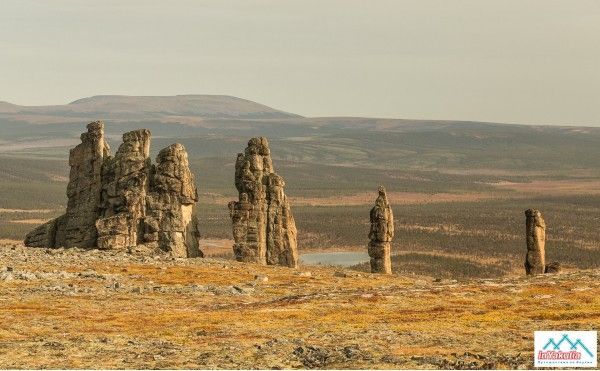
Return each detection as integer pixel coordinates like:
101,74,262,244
1,0,599,126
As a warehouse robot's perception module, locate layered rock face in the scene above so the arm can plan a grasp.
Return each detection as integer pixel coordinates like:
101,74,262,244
25,122,109,248
524,209,546,275
368,186,394,274
96,129,151,250
144,144,202,258
228,137,298,268
24,122,200,257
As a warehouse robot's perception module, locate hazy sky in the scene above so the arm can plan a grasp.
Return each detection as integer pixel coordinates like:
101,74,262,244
1,1,599,125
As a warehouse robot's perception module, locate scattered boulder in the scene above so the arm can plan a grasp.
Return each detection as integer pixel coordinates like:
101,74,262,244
228,137,298,268
24,121,201,257
334,271,349,278
367,186,394,274
524,209,546,275
254,275,269,283
545,261,561,274
24,216,63,249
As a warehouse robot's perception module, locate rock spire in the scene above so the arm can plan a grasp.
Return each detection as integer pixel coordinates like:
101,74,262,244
228,137,298,268
368,186,394,274
524,208,546,275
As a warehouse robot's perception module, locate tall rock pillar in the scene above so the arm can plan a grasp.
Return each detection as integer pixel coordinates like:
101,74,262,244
525,208,546,275
63,121,110,247
145,144,202,258
368,186,394,274
96,129,151,249
229,137,298,268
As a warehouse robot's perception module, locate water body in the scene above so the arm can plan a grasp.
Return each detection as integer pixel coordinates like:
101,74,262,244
300,251,369,267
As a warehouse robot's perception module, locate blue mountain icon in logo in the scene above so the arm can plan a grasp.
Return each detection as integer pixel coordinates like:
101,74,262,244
543,334,594,357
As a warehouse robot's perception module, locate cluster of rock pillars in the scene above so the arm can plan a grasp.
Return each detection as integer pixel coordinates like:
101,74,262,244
25,121,558,275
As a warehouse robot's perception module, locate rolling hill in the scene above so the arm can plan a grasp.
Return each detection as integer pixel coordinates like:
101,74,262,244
0,95,302,122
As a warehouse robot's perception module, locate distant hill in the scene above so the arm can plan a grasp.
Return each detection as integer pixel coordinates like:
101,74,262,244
1,94,600,175
0,95,302,121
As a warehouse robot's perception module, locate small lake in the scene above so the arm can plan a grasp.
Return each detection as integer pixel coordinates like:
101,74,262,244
300,251,369,267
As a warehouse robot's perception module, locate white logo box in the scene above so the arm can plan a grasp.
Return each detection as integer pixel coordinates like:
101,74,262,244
535,331,597,368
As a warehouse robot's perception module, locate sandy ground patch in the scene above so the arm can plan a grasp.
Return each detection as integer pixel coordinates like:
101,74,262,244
292,192,502,206
10,219,49,225
0,208,55,213
200,192,502,206
200,238,233,257
0,238,22,245
201,179,600,207
493,180,600,195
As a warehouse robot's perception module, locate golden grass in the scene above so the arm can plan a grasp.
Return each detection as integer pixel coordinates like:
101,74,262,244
0,254,598,369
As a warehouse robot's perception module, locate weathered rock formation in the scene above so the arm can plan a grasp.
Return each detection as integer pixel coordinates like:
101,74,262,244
25,121,109,249
524,208,546,275
368,186,394,274
144,144,202,258
96,129,151,250
24,121,201,257
228,137,298,268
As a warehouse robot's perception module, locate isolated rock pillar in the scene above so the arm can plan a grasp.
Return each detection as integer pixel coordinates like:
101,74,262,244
525,208,546,275
368,186,394,274
229,137,298,268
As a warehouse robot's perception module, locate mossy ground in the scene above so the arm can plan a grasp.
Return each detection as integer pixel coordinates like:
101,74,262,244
0,244,598,369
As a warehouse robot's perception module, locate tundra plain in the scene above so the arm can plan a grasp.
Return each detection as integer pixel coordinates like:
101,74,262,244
0,96,599,368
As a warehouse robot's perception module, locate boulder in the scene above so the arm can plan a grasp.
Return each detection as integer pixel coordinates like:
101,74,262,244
545,261,561,274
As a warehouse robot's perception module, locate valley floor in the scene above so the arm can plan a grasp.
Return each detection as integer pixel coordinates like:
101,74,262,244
0,243,598,369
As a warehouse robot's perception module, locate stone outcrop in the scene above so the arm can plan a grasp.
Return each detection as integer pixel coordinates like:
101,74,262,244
25,122,109,249
64,121,111,247
24,121,201,257
368,186,394,274
96,129,151,250
228,137,298,268
525,209,546,275
144,144,201,258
